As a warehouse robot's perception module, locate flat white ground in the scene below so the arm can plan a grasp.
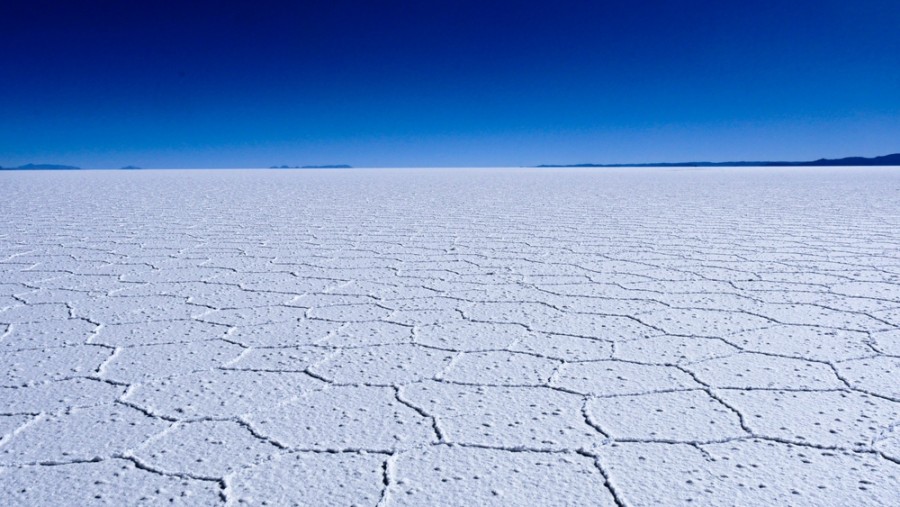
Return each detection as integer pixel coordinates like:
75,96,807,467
1,167,899,505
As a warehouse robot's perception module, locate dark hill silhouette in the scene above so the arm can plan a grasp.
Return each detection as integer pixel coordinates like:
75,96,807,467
270,164,353,169
538,153,900,168
1,163,81,170
798,153,900,166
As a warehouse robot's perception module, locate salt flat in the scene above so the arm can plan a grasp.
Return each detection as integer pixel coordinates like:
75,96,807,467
1,167,899,505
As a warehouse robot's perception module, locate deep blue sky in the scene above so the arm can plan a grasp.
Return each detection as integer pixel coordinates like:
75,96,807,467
2,0,899,168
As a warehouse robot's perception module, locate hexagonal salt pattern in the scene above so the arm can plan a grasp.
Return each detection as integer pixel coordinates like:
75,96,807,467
2,167,900,505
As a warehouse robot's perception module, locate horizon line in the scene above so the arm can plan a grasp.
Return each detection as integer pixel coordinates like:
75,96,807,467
3,151,900,171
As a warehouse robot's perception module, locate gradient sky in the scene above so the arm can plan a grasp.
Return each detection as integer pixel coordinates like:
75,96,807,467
2,0,899,168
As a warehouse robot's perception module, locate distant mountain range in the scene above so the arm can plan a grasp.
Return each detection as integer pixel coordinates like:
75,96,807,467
0,163,81,170
270,164,353,169
2,154,898,170
537,153,900,168
2,163,355,170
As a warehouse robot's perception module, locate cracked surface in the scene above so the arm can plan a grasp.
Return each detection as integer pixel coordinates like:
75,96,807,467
1,167,900,505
